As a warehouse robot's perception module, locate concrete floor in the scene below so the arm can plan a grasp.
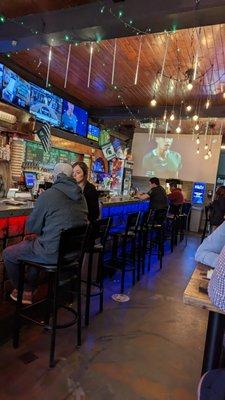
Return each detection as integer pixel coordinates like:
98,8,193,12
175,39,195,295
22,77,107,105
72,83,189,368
0,235,207,400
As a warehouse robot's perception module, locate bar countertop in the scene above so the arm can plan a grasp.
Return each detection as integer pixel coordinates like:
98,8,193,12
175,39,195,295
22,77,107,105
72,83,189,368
100,197,149,207
0,201,34,218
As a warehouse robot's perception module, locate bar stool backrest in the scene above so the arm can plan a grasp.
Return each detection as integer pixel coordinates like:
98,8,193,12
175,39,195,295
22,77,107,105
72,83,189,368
57,224,90,270
93,217,112,249
148,208,168,227
125,212,141,235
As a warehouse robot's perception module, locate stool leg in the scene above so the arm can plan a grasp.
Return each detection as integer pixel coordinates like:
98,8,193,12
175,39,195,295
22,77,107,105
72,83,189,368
77,264,82,347
112,236,118,264
13,263,25,349
44,274,53,327
142,230,147,272
132,237,136,285
99,252,104,313
121,238,126,293
85,252,93,327
49,272,59,368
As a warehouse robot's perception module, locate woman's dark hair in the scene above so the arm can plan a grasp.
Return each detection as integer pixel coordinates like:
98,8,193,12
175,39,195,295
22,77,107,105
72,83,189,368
215,186,225,200
72,161,89,180
149,177,160,186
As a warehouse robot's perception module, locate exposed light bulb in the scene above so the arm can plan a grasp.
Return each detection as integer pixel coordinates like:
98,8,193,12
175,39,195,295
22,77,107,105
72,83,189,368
163,110,167,121
176,126,181,134
150,97,157,107
186,105,192,112
195,124,200,131
197,148,200,154
170,112,175,121
204,143,209,150
205,99,210,109
204,154,209,160
196,136,200,144
187,82,193,91
208,149,212,158
193,114,199,121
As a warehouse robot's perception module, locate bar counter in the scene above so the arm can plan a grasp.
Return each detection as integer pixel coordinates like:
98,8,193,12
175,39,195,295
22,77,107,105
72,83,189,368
0,202,34,218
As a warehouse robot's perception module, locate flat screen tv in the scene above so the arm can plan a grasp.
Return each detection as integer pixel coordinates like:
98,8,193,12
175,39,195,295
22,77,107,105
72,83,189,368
61,100,88,137
87,124,100,142
2,66,30,110
29,83,62,127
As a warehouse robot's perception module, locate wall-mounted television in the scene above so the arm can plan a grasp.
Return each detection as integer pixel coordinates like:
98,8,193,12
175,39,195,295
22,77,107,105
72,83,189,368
0,64,4,92
2,66,30,110
29,83,62,127
61,100,88,137
87,124,100,142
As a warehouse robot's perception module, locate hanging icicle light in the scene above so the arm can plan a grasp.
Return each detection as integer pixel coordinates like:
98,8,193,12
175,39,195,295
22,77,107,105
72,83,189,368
186,105,192,112
195,124,200,131
150,98,157,107
196,135,200,144
170,112,175,121
193,114,199,121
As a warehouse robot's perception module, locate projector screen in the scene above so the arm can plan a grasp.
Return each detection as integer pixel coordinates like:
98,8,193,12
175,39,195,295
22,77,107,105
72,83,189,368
132,132,222,183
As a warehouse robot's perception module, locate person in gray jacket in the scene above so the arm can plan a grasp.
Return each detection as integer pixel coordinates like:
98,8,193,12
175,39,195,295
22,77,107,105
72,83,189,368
3,162,88,304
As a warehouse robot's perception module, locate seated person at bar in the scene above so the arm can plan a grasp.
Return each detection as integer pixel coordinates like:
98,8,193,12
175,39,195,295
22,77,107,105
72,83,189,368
209,186,225,229
72,161,100,223
137,177,168,210
195,221,225,268
3,163,88,304
167,181,184,205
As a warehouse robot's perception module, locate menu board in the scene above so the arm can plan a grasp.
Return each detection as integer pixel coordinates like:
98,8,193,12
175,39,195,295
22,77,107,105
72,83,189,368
25,141,78,170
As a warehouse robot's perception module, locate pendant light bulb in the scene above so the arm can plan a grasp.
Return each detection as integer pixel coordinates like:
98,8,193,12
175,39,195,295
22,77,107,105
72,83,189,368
197,148,200,154
205,99,210,109
204,143,209,150
208,149,212,158
196,136,200,144
195,124,200,131
170,112,175,121
223,92,225,99
187,82,193,91
176,126,181,134
163,110,167,121
186,105,192,112
193,114,199,121
204,154,209,160
150,97,157,107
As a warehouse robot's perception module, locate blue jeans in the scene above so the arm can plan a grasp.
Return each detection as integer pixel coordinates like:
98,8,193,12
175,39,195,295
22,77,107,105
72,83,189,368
3,240,49,291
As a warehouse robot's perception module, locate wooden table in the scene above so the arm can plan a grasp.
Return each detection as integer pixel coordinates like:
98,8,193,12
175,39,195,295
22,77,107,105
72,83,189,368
183,263,225,375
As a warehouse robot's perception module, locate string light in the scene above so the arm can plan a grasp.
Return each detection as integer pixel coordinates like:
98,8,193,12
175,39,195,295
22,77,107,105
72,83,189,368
170,112,175,121
195,124,200,131
193,114,199,121
197,148,200,154
196,135,200,144
208,149,212,158
204,154,209,160
150,97,157,107
186,105,192,112
204,143,209,150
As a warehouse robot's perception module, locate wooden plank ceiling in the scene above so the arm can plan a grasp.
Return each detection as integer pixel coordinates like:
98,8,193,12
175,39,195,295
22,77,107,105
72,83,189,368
8,23,225,112
0,0,95,18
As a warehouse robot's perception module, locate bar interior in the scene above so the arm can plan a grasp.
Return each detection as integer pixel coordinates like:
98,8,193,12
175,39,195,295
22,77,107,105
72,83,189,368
1,1,225,399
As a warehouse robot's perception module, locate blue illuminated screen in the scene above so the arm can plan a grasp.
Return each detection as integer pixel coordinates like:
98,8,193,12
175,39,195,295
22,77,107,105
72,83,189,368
61,100,88,137
87,124,100,142
29,83,62,127
24,171,37,189
2,66,30,110
192,182,206,204
0,64,4,91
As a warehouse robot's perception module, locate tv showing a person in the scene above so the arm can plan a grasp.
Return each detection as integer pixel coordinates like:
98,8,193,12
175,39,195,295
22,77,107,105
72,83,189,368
142,137,182,179
61,101,78,133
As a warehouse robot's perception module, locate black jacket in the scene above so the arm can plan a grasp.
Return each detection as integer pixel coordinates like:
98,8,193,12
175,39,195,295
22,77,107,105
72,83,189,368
210,198,225,227
148,185,168,210
83,181,100,222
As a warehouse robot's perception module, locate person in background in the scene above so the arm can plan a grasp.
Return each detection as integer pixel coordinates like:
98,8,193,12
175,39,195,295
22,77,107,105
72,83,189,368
3,163,88,304
209,186,225,229
195,221,225,268
167,181,184,206
137,177,168,210
73,161,100,223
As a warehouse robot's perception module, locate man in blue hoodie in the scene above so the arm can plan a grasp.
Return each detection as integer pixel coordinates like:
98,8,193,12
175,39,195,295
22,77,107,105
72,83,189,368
3,163,88,304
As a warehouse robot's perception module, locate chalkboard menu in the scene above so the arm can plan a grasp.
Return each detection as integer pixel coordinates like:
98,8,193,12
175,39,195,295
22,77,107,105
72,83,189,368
25,140,79,170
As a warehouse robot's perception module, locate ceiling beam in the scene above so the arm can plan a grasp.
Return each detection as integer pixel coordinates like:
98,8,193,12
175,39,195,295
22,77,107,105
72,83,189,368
1,0,225,52
90,104,225,121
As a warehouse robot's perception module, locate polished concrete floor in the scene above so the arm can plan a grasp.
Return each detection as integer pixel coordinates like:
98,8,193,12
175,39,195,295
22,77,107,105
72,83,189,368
0,235,207,400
